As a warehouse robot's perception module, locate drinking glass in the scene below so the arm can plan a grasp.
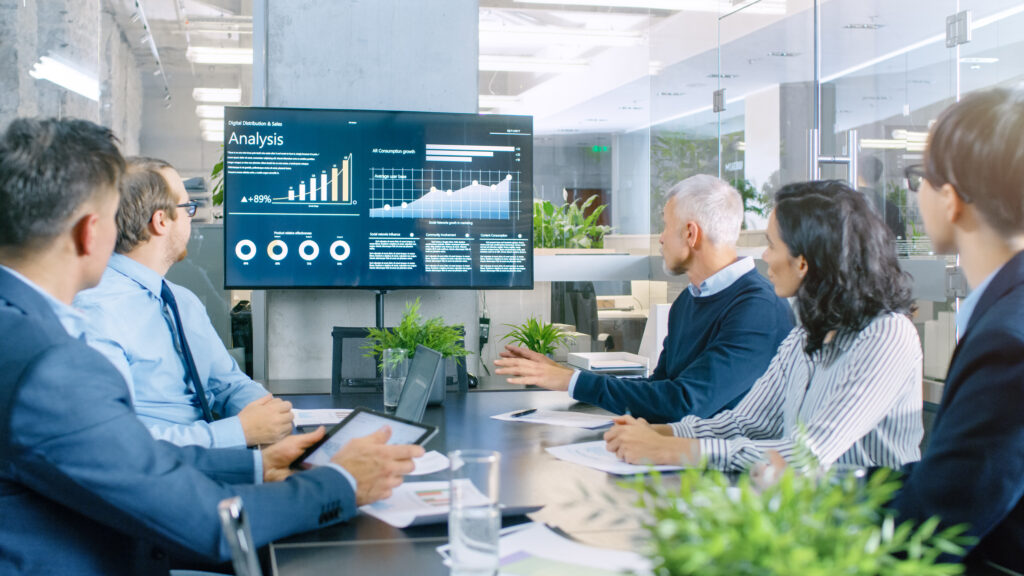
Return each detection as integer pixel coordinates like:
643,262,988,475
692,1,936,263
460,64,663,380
448,449,501,576
382,348,409,410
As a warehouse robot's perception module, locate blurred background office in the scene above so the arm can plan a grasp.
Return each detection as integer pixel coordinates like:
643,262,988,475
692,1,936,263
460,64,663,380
3,0,1022,417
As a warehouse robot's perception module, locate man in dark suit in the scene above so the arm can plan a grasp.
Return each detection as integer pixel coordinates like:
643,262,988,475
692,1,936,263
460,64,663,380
0,118,423,575
893,88,1024,574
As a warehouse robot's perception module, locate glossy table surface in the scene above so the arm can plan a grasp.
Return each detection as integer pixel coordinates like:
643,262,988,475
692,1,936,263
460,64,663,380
271,390,648,576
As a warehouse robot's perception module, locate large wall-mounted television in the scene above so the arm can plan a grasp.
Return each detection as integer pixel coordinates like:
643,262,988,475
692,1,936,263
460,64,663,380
223,107,533,289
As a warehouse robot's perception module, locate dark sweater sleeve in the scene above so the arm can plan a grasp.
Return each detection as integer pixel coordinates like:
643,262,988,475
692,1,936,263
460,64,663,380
572,292,786,423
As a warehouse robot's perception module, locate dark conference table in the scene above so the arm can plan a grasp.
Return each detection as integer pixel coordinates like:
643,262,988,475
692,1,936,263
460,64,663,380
272,389,648,575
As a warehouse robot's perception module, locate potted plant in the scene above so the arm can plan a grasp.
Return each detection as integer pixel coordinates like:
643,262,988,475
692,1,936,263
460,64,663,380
627,464,972,576
533,194,614,250
502,316,574,356
363,298,470,370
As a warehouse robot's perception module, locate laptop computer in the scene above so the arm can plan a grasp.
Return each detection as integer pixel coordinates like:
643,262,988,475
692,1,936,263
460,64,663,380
394,344,444,423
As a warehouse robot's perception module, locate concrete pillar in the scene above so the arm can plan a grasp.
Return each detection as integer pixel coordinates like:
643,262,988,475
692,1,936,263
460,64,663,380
0,0,39,126
256,0,481,384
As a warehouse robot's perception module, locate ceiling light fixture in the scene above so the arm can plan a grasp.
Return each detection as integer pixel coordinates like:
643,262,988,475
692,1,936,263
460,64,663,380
201,130,225,143
192,87,242,103
479,24,644,47
479,55,588,73
199,119,224,132
186,47,253,65
28,56,100,101
959,57,999,64
195,105,225,119
512,0,785,15
843,23,885,30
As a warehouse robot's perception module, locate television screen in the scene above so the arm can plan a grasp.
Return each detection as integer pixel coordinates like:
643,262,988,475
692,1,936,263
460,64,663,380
222,107,533,289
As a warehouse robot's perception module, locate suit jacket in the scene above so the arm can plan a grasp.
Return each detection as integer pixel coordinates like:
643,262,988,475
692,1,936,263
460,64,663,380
0,268,355,576
893,250,1024,572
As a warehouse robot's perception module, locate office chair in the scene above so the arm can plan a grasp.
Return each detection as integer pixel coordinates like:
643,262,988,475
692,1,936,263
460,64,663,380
217,496,263,576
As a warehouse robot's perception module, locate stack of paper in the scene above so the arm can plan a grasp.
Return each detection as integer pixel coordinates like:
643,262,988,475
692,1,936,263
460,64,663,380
546,441,685,475
436,522,651,575
491,409,614,430
567,352,649,377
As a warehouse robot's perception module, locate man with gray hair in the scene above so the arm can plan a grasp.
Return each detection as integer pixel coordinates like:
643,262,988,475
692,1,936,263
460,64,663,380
495,175,792,423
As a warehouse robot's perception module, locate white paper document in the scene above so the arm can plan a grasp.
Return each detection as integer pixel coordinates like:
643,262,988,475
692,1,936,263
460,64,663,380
409,450,450,476
436,522,652,575
292,408,352,427
546,440,685,475
360,480,489,528
492,409,614,430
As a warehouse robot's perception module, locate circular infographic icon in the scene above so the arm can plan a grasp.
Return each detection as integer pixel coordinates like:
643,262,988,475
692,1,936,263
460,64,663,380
298,239,320,261
267,239,288,261
235,240,257,261
329,240,351,261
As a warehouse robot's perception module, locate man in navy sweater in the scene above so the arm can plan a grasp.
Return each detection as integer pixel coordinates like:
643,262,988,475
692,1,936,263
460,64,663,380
496,175,793,423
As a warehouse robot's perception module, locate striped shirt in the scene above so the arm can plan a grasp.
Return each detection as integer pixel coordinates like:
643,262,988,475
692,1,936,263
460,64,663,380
670,312,923,471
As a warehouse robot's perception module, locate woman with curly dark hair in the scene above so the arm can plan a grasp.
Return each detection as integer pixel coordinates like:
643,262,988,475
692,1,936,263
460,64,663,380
604,180,923,471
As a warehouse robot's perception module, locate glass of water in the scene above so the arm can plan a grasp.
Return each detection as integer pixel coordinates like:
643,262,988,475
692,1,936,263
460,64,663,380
382,348,409,411
448,449,501,576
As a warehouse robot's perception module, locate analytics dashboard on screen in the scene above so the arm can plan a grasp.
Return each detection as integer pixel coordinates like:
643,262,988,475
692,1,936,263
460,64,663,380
222,107,533,289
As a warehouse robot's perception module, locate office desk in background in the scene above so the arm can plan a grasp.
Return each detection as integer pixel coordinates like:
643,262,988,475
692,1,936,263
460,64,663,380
274,390,646,576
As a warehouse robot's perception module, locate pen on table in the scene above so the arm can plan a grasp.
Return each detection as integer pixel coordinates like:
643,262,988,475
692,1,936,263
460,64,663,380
510,408,537,418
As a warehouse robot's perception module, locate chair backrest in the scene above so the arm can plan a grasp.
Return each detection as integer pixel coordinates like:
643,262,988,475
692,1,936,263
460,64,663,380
218,496,263,576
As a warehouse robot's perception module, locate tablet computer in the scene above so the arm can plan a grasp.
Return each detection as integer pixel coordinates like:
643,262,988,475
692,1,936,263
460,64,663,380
290,407,438,470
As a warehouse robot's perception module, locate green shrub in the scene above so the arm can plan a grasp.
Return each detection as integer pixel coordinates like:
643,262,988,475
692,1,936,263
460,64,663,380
502,316,574,355
363,298,469,369
533,195,613,249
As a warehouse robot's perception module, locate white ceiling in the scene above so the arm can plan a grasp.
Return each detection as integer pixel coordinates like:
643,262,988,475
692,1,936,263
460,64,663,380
120,0,1024,168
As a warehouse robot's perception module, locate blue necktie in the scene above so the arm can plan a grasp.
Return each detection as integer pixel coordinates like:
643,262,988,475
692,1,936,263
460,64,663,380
161,281,214,422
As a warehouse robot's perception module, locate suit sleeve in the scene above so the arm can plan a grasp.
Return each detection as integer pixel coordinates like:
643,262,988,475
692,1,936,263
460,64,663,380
8,342,356,564
891,325,1024,557
571,293,785,423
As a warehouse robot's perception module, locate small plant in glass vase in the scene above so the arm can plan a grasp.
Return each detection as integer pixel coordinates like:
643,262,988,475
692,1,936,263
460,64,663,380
502,316,574,357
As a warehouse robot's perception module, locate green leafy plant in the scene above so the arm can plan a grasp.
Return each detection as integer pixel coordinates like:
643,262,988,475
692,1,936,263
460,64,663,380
502,317,575,355
211,148,224,206
627,465,972,576
362,298,469,370
533,195,614,249
731,177,771,230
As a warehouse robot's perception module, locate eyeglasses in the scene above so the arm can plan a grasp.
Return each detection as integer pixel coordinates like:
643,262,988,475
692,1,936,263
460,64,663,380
904,165,927,193
176,201,199,217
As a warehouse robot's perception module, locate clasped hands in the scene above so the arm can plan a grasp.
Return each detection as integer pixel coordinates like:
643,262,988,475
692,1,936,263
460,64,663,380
603,415,700,467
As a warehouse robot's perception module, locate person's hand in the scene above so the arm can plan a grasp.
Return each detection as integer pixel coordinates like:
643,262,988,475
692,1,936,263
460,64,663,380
493,345,574,391
499,344,559,367
261,426,326,482
604,415,700,466
750,449,787,490
332,426,425,506
239,395,294,446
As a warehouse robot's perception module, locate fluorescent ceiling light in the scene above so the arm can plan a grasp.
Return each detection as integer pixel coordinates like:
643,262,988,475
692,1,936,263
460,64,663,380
186,47,253,65
199,119,224,132
479,24,643,47
959,57,999,64
861,139,907,150
192,87,242,103
479,55,587,73
512,0,785,15
202,130,225,143
195,105,225,119
479,94,520,108
28,56,99,101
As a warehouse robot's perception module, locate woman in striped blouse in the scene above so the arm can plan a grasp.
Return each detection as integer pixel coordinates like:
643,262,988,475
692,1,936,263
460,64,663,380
605,180,923,471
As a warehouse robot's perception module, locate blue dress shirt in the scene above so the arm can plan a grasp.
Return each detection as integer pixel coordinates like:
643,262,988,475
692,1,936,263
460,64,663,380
956,266,999,337
74,254,268,448
568,257,757,396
